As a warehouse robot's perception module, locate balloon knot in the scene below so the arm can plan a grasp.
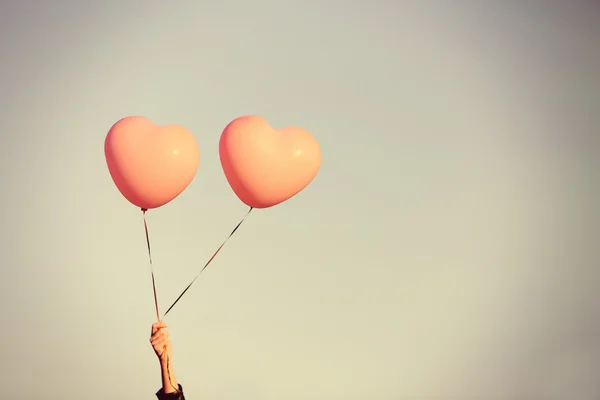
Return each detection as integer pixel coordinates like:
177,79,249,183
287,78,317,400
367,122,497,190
141,208,148,213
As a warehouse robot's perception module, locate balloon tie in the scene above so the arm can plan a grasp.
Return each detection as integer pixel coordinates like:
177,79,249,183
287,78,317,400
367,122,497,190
161,206,253,319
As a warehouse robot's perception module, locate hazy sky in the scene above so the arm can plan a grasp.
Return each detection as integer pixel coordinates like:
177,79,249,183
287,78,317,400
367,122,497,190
0,1,598,399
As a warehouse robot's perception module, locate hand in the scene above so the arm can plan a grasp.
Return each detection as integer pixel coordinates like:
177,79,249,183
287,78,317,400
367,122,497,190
150,322,171,363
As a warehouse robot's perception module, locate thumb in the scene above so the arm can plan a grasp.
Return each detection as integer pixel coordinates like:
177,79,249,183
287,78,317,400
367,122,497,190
151,322,168,335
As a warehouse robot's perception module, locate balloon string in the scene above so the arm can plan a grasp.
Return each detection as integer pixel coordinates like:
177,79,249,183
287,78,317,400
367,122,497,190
142,211,177,395
165,352,180,395
162,206,254,319
142,209,161,322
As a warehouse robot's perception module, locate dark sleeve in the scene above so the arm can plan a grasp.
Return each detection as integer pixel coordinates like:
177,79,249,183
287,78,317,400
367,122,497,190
156,384,185,400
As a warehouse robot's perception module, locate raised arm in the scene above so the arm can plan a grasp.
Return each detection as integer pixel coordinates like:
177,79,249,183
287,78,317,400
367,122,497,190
150,322,185,400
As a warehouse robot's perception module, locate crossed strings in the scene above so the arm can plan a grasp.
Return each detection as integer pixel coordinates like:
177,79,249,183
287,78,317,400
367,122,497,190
141,206,253,394
141,206,254,321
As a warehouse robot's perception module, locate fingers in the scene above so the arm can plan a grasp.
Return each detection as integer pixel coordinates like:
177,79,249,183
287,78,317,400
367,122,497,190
151,322,167,335
150,328,168,342
151,322,168,335
152,336,169,353
150,327,170,349
150,323,171,358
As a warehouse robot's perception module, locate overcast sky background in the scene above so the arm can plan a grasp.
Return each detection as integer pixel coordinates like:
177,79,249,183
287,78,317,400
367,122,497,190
0,1,598,399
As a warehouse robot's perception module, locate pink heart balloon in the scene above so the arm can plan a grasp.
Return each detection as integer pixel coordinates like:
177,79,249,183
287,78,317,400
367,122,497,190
219,115,322,209
105,116,200,210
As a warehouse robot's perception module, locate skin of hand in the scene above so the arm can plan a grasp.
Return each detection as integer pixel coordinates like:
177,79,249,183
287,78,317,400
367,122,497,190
150,322,171,363
150,322,179,394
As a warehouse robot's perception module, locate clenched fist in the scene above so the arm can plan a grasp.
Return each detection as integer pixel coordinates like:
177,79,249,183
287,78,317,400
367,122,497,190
150,322,171,363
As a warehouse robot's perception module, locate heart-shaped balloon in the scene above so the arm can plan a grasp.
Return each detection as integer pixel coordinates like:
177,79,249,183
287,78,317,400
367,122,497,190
105,116,200,210
219,115,322,209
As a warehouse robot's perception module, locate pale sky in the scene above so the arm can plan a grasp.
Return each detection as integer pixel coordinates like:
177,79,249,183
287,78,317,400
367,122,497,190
0,1,598,399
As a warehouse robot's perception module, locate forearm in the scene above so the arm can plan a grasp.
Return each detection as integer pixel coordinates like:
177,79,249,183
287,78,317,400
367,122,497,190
160,358,179,394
